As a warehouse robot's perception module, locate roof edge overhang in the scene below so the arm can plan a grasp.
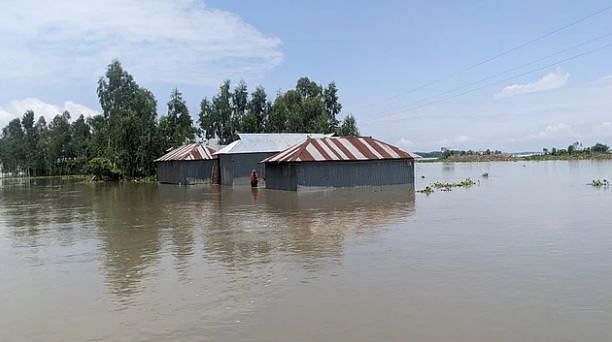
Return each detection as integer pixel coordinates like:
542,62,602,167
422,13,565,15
261,157,414,164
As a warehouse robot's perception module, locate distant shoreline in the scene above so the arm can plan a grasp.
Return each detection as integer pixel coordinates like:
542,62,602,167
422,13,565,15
417,153,612,163
0,174,156,183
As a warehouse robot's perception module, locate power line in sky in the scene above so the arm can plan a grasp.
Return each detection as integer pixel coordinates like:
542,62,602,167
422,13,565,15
365,32,612,120
364,41,612,123
359,4,612,110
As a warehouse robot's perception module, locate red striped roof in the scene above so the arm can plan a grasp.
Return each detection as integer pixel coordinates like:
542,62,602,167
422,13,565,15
262,137,416,163
155,143,216,162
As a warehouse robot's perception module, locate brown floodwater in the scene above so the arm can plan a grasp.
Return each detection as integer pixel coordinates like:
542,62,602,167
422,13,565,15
1,160,611,341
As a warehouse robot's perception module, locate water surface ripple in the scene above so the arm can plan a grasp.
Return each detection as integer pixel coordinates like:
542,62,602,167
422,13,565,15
1,160,611,341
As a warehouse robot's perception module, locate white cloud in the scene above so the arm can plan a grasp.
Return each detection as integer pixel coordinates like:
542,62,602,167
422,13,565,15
497,69,569,98
396,138,415,148
593,121,612,138
0,108,13,128
63,101,99,118
455,135,471,143
0,98,99,128
362,74,612,151
430,135,473,150
0,0,282,85
527,123,576,140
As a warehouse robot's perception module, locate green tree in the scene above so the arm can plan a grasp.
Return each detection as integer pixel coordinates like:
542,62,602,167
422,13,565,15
440,147,452,160
201,77,358,138
71,115,91,157
231,81,248,136
338,114,359,136
0,118,25,174
302,96,328,132
160,88,195,150
198,97,216,141
70,114,92,172
48,111,73,175
132,88,159,177
245,86,269,133
293,77,332,133
212,80,233,144
267,90,292,133
296,77,322,98
34,116,49,175
21,110,37,176
567,141,580,154
323,82,342,132
591,143,609,153
97,60,159,177
88,115,108,158
197,81,234,144
85,157,117,180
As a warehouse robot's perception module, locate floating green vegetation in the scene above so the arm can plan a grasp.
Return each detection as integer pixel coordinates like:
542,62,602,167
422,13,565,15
417,186,434,194
590,179,609,187
418,178,477,194
432,178,476,190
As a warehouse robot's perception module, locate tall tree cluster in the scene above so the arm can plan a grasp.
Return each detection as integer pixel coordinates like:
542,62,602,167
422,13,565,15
199,77,358,144
0,61,358,178
159,89,196,151
0,110,92,176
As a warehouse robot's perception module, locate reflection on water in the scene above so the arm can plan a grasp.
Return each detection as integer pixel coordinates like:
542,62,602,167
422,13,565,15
1,161,612,341
0,181,415,299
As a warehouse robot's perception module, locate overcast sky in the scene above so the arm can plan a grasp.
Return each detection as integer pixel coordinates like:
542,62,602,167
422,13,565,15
1,0,611,151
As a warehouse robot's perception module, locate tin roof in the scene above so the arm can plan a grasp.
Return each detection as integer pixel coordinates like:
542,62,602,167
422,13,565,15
154,143,216,162
214,133,332,154
262,136,417,163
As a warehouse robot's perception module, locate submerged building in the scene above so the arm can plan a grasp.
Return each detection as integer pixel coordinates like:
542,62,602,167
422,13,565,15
214,133,330,186
262,136,416,191
154,143,218,185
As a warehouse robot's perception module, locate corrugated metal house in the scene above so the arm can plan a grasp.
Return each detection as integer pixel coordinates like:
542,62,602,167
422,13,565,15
154,143,218,185
214,133,330,186
262,136,416,191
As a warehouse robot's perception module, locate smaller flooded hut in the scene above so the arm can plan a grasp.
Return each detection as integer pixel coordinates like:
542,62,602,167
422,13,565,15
214,133,331,186
155,143,218,185
262,136,417,191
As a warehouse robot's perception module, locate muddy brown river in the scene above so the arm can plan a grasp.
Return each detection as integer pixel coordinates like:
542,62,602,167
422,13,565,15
1,160,611,341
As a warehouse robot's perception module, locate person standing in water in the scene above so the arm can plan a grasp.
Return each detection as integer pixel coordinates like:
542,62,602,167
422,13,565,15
250,169,258,188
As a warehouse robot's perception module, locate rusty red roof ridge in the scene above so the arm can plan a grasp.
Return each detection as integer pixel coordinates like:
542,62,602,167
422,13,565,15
154,143,217,162
291,136,314,162
261,136,415,163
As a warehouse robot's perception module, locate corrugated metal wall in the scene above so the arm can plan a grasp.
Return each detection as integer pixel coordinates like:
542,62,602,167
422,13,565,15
156,160,217,185
265,159,414,191
219,152,276,186
218,154,233,186
265,163,298,191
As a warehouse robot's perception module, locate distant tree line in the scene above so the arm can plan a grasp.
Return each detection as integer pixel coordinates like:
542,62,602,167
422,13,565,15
542,142,610,156
439,147,503,159
0,60,359,178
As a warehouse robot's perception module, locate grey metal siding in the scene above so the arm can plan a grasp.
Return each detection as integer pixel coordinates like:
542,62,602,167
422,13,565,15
297,160,414,188
265,159,414,191
218,154,233,186
265,163,297,191
219,152,276,186
156,160,217,185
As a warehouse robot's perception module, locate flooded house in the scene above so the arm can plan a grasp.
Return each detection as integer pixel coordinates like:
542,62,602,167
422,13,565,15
154,143,218,185
214,133,330,186
262,136,416,191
